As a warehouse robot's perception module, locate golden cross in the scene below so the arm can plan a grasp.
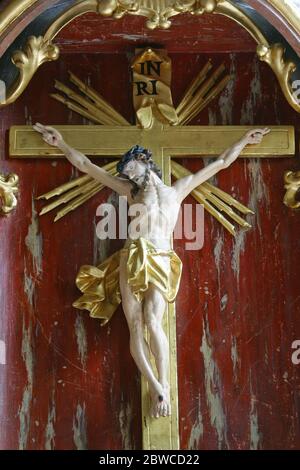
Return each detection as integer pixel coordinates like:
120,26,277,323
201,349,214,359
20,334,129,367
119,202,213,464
9,48,295,450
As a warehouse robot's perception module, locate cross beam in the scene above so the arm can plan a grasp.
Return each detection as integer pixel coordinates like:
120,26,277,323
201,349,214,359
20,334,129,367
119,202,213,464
9,123,295,158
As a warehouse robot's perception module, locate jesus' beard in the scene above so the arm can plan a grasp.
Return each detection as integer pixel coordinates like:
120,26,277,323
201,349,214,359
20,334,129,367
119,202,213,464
119,166,151,198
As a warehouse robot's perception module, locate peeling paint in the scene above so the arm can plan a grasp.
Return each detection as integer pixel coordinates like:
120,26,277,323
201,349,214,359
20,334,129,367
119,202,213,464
231,229,247,279
188,394,203,449
250,396,262,449
73,403,87,450
240,57,262,125
45,390,56,450
18,387,32,450
247,159,270,234
220,294,228,312
24,265,35,308
18,318,34,450
230,336,240,382
75,314,87,368
118,394,134,450
219,53,236,125
200,314,228,449
213,232,224,286
25,197,43,277
208,107,217,125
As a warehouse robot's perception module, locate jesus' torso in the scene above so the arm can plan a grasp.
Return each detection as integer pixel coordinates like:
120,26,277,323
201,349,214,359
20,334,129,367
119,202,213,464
125,181,181,250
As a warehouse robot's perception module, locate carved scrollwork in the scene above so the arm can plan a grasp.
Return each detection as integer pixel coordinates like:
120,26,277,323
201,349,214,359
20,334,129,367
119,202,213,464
284,170,300,209
257,43,299,114
0,35,59,107
0,173,19,215
97,0,221,29
174,0,220,14
97,0,138,17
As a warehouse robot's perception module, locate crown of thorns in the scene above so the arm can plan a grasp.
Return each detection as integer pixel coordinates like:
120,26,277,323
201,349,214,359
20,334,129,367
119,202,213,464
116,145,153,174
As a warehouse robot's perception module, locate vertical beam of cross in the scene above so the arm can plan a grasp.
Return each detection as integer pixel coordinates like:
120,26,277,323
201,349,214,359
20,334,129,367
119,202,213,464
140,123,179,449
131,49,181,449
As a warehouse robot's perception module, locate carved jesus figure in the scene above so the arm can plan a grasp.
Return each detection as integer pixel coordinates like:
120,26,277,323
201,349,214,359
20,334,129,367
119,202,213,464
33,122,270,419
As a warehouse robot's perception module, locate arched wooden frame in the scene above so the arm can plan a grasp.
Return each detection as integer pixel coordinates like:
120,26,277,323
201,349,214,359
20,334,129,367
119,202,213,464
0,0,299,113
247,0,300,54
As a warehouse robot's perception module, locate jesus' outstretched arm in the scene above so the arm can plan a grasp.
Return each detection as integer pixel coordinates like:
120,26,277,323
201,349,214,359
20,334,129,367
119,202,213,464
33,122,131,197
173,127,271,203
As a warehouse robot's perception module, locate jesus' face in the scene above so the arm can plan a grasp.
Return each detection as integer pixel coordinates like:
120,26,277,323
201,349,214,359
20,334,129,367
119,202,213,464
121,157,148,185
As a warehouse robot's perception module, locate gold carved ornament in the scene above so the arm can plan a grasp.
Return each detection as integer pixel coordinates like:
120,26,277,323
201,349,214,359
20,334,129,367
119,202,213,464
284,170,300,209
1,0,299,38
0,0,299,114
0,172,19,215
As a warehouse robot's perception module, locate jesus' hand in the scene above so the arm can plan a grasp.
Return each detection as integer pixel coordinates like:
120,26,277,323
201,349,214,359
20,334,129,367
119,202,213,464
243,127,271,145
33,122,63,147
219,127,271,169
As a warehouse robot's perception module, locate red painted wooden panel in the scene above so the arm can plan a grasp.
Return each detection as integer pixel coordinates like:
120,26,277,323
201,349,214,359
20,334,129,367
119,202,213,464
174,54,300,449
0,45,300,449
55,12,257,53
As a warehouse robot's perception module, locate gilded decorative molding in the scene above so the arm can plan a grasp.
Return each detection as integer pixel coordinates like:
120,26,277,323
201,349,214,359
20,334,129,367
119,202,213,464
0,35,59,107
0,0,39,38
1,0,299,40
216,0,268,44
257,43,299,113
0,172,19,215
266,0,300,36
43,0,265,35
283,170,300,209
96,0,221,29
0,0,299,113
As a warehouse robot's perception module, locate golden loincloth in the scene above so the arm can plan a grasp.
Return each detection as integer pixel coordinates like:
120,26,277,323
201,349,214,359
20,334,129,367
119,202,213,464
73,237,182,327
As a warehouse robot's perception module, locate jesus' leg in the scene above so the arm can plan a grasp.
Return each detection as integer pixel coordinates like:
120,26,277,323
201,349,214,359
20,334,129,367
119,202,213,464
119,252,165,408
143,284,171,418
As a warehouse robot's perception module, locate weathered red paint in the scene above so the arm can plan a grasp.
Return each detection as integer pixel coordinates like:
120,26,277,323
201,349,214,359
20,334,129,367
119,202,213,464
54,12,257,53
0,12,300,450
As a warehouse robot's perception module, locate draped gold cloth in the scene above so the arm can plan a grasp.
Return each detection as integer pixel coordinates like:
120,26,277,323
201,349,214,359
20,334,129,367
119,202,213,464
73,237,182,326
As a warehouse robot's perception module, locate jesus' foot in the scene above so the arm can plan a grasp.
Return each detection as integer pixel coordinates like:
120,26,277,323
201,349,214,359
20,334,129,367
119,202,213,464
149,382,171,418
160,382,171,417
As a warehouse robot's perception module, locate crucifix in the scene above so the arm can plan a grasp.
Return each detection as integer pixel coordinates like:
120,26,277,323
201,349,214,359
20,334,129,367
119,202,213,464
9,48,294,450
